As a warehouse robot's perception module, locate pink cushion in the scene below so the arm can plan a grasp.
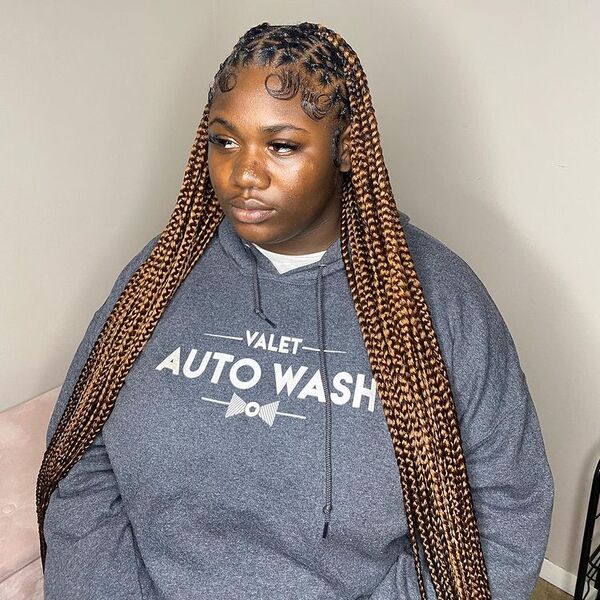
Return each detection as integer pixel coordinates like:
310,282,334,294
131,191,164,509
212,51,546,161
0,387,59,598
0,559,44,600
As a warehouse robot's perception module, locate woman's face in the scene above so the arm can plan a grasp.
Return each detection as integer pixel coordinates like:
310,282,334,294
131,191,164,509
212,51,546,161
207,65,350,255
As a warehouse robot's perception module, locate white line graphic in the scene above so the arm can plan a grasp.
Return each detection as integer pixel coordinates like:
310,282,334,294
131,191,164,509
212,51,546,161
301,346,347,354
201,332,347,355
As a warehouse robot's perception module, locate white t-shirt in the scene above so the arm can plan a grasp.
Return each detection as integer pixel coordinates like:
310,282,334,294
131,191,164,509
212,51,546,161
251,243,326,274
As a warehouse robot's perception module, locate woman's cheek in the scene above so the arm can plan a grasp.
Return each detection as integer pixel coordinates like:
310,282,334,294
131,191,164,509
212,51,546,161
277,159,318,191
207,161,227,195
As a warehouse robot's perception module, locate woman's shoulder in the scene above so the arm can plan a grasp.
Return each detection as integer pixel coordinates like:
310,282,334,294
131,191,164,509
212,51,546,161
401,215,501,331
115,233,161,287
402,216,487,303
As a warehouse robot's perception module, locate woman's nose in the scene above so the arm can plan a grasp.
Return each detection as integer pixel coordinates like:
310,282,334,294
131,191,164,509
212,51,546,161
230,149,269,189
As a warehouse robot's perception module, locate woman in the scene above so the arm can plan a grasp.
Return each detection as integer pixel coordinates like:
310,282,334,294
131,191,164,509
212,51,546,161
38,22,553,599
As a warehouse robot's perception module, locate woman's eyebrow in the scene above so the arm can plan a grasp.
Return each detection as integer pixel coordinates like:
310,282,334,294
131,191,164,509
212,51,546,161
208,117,239,132
261,123,308,134
208,117,308,135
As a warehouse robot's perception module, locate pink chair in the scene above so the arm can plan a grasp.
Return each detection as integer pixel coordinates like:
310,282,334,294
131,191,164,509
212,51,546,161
0,388,59,600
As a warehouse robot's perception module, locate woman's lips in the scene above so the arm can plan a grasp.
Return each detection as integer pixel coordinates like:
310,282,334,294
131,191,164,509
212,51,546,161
230,205,274,224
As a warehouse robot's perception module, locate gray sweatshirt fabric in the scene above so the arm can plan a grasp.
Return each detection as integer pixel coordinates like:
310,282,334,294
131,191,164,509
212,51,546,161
43,212,554,600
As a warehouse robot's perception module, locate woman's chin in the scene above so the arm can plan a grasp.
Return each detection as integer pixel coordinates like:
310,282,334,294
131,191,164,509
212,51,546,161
230,222,280,247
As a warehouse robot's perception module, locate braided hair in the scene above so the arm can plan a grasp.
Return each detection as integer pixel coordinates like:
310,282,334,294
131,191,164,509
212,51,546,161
36,22,492,599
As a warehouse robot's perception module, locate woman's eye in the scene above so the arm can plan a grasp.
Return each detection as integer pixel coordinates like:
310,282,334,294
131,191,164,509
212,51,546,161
208,134,298,155
270,142,300,155
208,134,236,149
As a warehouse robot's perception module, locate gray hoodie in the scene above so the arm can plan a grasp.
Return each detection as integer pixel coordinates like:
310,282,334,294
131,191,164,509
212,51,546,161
43,211,554,599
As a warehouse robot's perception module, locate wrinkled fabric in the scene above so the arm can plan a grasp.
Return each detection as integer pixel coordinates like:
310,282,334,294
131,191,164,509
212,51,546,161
43,212,553,600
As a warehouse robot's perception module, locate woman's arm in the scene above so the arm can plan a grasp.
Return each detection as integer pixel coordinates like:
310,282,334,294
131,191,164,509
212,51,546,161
42,236,158,599
368,257,554,599
42,432,146,599
368,398,553,599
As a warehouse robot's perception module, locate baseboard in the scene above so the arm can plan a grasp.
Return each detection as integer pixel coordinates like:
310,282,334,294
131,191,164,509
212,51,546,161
540,558,577,595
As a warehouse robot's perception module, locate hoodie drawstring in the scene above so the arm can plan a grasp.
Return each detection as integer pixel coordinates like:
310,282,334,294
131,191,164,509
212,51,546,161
317,264,333,538
244,243,334,539
245,243,277,329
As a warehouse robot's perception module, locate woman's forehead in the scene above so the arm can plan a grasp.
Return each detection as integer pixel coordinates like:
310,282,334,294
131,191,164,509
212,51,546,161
208,65,335,134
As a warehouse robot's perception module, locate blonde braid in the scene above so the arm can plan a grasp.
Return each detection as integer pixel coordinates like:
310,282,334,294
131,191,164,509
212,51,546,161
315,23,492,599
36,105,224,566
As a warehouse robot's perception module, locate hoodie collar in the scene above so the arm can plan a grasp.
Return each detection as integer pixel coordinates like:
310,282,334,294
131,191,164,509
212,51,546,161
217,216,345,282
216,210,411,282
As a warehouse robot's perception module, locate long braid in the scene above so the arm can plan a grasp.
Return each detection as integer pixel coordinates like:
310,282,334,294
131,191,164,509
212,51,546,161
36,106,224,565
319,29,443,596
314,24,492,598
36,22,493,598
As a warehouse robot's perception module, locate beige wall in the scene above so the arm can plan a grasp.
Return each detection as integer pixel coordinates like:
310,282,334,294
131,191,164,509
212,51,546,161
3,0,598,583
1,0,219,411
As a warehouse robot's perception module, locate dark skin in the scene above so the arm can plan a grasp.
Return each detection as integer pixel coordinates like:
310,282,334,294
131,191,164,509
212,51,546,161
207,65,351,255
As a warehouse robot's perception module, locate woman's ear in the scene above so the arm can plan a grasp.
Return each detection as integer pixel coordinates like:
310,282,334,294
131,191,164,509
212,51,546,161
338,125,351,173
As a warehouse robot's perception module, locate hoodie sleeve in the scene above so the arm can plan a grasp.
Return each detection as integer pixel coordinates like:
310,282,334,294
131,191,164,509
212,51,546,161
368,254,554,600
42,236,158,600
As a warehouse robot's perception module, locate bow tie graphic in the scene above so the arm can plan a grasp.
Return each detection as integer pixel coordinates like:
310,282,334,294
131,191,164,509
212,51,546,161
200,393,306,426
225,393,280,426
223,393,309,427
